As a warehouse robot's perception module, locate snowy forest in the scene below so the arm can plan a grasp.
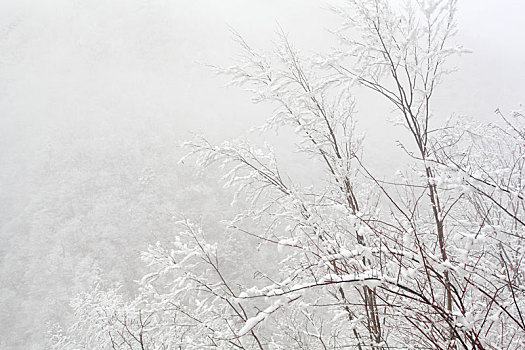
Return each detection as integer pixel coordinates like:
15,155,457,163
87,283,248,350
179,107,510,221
1,0,524,349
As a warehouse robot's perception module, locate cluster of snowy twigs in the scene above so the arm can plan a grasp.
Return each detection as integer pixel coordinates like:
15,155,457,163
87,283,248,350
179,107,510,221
49,1,524,349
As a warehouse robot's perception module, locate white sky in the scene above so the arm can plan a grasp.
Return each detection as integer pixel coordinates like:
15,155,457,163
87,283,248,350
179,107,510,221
0,0,523,216
0,0,523,195
0,0,522,217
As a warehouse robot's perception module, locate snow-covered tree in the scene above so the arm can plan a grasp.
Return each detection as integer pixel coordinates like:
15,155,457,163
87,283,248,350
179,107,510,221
49,0,524,349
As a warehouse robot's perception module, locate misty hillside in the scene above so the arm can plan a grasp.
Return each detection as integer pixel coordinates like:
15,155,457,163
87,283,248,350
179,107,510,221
1,1,524,349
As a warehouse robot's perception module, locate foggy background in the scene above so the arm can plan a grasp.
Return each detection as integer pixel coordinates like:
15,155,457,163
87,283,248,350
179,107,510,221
0,0,523,348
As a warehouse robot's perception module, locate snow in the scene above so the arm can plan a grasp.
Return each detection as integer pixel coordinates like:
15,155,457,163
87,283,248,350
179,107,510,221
237,301,283,337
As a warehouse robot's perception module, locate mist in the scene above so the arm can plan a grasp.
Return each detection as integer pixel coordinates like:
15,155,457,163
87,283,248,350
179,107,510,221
0,1,523,348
